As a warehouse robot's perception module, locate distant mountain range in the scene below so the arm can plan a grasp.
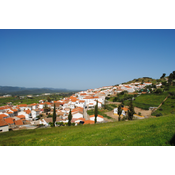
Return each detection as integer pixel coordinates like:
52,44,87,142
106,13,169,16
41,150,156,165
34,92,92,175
0,86,81,96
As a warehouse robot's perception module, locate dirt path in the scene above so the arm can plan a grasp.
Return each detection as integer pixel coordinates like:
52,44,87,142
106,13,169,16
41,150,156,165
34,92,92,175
133,107,152,117
105,110,118,121
104,106,152,120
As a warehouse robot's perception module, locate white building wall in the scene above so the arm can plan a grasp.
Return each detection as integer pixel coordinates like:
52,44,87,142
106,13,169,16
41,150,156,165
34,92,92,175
0,125,9,132
72,113,83,119
90,117,104,122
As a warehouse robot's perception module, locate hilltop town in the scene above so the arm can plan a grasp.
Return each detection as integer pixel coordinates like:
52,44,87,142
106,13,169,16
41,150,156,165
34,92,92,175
0,78,165,132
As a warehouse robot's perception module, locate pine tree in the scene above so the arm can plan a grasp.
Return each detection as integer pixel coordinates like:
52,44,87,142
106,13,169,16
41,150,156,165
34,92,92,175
94,100,98,123
128,99,135,120
52,103,56,127
118,105,122,121
160,73,166,79
47,96,51,102
68,109,72,126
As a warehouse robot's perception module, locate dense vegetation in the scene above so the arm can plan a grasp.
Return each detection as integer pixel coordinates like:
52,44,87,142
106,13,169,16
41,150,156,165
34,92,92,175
121,77,157,85
152,92,175,116
0,114,175,146
0,94,69,106
124,92,168,110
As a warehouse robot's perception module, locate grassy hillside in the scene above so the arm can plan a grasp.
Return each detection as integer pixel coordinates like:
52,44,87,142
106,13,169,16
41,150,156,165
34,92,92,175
122,77,157,84
124,92,168,110
0,114,175,146
152,95,175,116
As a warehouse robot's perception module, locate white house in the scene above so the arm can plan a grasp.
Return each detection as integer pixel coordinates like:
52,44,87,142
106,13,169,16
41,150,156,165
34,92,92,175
18,109,32,120
18,104,28,111
75,100,85,108
113,108,126,116
89,114,104,122
72,111,84,119
31,109,40,119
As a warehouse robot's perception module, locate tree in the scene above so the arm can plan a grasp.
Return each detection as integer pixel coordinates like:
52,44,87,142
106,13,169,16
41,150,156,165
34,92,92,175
160,73,166,79
118,105,122,121
68,109,72,126
167,71,175,85
94,100,98,123
128,99,135,120
47,96,51,102
154,88,163,94
52,103,56,127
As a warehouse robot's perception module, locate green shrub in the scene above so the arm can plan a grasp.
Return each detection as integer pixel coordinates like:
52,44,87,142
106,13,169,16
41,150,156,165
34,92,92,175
49,122,54,127
47,114,53,118
122,116,126,121
156,113,163,117
38,124,44,126
56,122,64,126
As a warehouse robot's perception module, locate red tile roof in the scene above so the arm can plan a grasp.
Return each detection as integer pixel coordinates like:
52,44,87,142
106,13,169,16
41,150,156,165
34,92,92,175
31,103,37,106
43,102,52,105
5,117,15,124
7,111,13,114
15,120,23,125
25,109,31,114
0,106,9,110
83,96,94,99
80,93,87,95
0,114,8,119
89,114,104,118
122,107,128,111
0,119,8,126
84,120,94,124
89,103,94,105
17,115,26,119
72,107,83,113
18,104,27,107
11,109,18,112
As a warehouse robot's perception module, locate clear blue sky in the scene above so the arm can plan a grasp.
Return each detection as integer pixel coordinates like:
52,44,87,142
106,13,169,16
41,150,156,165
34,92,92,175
0,29,175,90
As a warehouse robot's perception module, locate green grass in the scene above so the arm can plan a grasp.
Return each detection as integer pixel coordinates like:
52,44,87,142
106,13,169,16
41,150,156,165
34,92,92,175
122,77,157,84
152,96,175,116
108,97,114,102
169,86,175,92
0,114,175,146
87,109,112,119
124,92,168,110
87,104,118,119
